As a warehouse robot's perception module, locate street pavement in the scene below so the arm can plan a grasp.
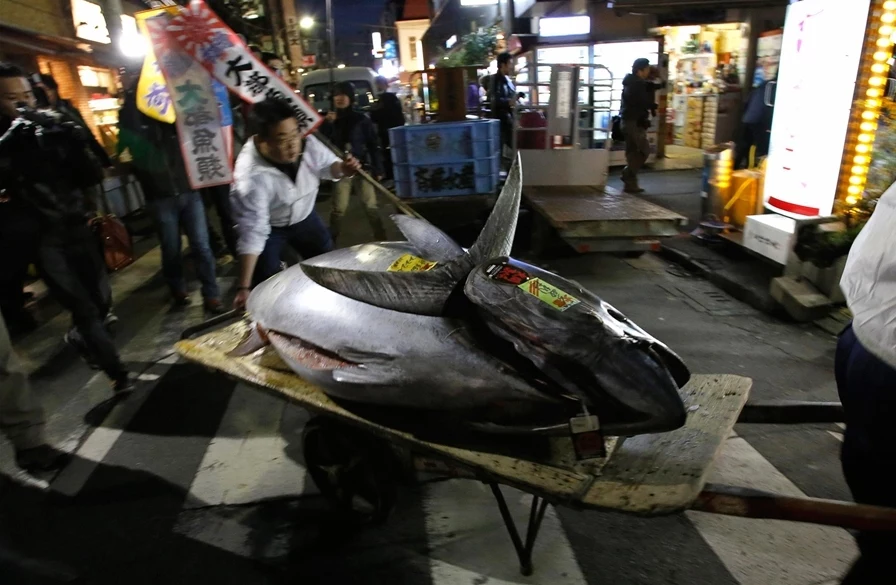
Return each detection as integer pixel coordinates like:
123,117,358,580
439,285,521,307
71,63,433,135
0,182,855,585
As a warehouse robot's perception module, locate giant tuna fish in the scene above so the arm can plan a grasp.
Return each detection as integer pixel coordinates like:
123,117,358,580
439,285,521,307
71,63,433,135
239,156,689,437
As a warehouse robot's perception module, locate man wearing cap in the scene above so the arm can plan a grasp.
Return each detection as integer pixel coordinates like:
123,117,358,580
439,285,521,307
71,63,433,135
619,58,657,194
320,81,386,243
836,180,896,584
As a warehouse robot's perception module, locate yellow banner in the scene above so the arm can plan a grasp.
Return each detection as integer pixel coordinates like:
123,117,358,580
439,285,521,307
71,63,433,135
135,7,179,123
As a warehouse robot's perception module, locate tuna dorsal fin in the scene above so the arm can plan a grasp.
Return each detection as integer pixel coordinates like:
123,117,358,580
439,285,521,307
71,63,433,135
391,215,465,261
300,258,473,316
469,153,522,263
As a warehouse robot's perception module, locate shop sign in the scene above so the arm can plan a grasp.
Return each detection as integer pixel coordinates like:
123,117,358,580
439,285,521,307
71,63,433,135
539,16,591,38
763,0,871,218
547,65,578,145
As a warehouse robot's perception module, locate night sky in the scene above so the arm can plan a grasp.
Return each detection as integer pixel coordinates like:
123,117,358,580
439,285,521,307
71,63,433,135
301,0,387,66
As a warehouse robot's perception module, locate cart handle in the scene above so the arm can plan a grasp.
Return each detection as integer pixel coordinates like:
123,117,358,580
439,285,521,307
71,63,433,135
180,310,244,340
694,483,896,532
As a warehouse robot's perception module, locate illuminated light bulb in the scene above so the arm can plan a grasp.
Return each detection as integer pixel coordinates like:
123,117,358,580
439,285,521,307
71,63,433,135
885,1,896,11
857,144,871,153
850,176,864,185
867,88,883,98
854,155,869,165
880,26,894,36
872,63,887,74
862,111,877,120
858,134,873,143
877,37,892,47
882,13,895,24
848,186,862,196
866,99,881,108
870,77,885,86
860,122,877,132
874,51,890,61
846,195,858,205
852,166,867,175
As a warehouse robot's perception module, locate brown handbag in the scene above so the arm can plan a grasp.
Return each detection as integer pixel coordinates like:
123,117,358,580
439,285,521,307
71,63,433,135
91,214,134,272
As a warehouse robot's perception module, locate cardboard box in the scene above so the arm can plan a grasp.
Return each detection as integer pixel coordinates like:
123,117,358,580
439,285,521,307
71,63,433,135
743,214,796,265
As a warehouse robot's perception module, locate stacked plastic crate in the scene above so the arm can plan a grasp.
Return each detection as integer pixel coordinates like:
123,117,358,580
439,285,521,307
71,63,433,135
389,119,502,198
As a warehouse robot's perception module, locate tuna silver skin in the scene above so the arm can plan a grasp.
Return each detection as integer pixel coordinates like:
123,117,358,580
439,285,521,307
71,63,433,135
243,155,689,436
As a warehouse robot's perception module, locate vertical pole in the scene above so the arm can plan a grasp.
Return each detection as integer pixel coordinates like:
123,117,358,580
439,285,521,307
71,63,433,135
326,0,336,109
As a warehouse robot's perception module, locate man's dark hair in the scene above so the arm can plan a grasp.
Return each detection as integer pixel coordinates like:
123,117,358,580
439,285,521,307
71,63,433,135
34,73,58,91
261,52,279,65
249,97,296,138
632,58,651,74
0,62,26,79
497,52,512,67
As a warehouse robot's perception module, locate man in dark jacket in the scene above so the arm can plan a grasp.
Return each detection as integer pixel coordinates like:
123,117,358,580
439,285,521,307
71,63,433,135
0,62,134,392
735,78,776,169
490,52,517,156
118,75,224,313
321,81,386,243
619,58,655,194
369,76,405,181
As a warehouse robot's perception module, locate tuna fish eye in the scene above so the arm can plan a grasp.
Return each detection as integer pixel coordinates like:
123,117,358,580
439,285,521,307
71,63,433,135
605,305,628,323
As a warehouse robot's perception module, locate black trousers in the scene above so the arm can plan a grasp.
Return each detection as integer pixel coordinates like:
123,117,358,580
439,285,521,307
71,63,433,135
734,122,770,170
0,208,40,326
201,185,238,258
38,224,126,381
835,324,896,585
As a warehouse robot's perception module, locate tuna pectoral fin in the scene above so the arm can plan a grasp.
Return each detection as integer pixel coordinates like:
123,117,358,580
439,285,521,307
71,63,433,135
391,215,465,261
333,363,404,386
227,324,270,357
299,261,469,316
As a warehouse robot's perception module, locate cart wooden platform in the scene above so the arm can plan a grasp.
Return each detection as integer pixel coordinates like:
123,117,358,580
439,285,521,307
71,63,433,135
176,317,896,576
524,185,688,255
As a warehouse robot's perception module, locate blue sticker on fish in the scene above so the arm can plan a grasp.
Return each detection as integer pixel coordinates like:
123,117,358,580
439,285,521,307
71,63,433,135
486,263,581,312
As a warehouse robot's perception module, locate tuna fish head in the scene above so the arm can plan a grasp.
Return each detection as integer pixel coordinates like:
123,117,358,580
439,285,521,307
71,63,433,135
463,257,688,436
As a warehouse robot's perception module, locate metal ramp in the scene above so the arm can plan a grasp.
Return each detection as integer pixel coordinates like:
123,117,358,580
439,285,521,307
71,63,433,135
524,185,687,254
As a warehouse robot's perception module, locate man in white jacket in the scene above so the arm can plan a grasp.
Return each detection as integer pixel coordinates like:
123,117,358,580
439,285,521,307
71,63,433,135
230,98,360,310
836,180,896,585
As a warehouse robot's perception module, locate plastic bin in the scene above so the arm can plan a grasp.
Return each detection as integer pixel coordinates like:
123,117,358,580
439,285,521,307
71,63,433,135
394,156,499,198
390,119,501,165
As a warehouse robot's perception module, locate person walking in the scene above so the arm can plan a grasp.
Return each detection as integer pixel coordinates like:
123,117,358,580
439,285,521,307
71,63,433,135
369,76,405,182
835,180,896,585
320,81,386,243
230,98,361,310
619,58,655,194
117,70,225,313
0,63,134,392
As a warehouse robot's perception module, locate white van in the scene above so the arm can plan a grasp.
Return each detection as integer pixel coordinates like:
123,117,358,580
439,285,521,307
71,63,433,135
299,67,379,113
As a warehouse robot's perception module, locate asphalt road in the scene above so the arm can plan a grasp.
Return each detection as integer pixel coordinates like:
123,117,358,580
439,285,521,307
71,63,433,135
0,177,853,585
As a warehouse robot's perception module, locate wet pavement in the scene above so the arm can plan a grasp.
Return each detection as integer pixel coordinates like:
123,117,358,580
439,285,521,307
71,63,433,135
1,174,853,585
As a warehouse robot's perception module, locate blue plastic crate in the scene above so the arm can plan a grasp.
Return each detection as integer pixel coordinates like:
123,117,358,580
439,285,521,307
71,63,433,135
390,120,501,165
394,156,499,198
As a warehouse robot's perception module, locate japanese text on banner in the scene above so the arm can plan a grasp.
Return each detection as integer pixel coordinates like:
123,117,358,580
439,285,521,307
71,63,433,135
164,0,321,136
135,7,178,123
146,14,232,189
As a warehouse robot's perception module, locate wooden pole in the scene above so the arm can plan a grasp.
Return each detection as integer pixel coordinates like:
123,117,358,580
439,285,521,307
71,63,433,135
311,130,424,220
693,483,896,532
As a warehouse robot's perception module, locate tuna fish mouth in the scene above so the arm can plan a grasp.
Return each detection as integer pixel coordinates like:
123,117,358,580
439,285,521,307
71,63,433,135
266,329,356,371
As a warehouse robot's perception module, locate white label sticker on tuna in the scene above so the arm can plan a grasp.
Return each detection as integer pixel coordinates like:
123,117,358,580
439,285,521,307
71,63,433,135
518,278,581,311
387,254,438,272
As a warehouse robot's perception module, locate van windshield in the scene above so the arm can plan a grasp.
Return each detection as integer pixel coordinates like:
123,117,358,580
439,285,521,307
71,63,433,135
303,81,375,112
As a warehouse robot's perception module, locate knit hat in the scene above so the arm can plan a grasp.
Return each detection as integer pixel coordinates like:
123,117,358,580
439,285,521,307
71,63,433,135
334,81,356,104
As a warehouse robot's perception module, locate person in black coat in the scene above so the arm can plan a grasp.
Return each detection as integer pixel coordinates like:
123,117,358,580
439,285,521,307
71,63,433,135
619,58,658,194
369,76,405,181
319,81,386,243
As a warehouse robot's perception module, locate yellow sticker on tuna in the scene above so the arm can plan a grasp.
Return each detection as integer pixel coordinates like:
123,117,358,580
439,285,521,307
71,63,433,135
387,254,438,272
518,278,581,311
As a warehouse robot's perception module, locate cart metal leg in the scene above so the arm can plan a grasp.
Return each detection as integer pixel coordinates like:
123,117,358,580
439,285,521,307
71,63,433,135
489,482,550,576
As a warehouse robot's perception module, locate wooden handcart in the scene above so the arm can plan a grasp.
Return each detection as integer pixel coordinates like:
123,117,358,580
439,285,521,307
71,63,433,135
177,315,896,576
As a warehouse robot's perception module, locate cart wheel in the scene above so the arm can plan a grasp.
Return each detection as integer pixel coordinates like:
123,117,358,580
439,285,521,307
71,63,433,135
303,418,397,526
